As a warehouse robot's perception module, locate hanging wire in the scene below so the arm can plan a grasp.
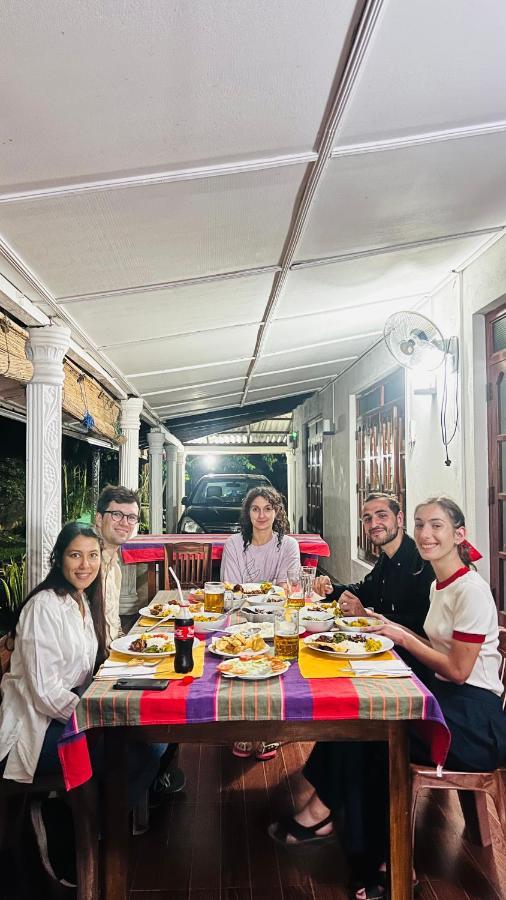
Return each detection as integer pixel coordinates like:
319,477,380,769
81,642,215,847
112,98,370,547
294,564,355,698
440,338,459,466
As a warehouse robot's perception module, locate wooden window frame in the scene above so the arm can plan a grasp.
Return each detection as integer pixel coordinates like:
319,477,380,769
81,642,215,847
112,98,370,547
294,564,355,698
356,370,406,563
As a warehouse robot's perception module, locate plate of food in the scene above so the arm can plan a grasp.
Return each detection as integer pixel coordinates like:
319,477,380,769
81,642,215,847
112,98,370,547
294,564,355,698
302,631,393,658
335,616,383,632
192,611,228,632
240,582,285,597
241,605,281,622
299,609,335,633
306,599,343,615
111,631,200,658
209,632,270,657
217,656,290,679
224,622,304,640
139,603,180,620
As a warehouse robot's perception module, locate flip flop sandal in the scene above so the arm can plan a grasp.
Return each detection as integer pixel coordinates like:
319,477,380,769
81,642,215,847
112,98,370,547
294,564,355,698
232,741,254,758
256,741,280,760
268,813,335,846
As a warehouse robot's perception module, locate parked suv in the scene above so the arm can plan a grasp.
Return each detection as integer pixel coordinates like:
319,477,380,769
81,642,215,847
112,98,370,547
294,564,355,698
177,473,272,534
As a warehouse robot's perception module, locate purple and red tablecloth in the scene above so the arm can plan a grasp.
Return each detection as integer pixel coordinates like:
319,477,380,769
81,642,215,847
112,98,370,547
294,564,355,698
58,645,450,791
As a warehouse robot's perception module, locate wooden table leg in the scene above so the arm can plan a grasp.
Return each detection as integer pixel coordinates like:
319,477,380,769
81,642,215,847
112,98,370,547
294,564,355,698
147,562,157,602
69,779,99,900
105,729,129,900
388,722,412,900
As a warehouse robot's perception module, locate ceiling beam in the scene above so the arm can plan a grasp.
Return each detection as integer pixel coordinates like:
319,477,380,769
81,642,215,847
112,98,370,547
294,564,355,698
239,0,384,406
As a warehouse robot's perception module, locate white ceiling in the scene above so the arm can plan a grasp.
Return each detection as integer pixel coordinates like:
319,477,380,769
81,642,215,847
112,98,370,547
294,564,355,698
1,0,506,429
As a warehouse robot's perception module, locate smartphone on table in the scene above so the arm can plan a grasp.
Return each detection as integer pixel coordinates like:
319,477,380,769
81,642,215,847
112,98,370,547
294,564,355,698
113,678,169,691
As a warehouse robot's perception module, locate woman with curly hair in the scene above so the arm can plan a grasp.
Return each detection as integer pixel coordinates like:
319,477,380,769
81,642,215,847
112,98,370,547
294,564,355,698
221,486,300,585
221,486,300,760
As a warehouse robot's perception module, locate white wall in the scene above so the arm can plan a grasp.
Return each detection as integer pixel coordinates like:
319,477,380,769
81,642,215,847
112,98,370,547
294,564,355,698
293,232,506,586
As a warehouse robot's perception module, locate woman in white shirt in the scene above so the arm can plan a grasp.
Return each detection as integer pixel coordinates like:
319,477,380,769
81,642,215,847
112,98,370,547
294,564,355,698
0,522,167,885
269,497,506,900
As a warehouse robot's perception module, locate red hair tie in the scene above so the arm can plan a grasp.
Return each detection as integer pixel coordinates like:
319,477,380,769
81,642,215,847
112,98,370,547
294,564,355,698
461,539,482,562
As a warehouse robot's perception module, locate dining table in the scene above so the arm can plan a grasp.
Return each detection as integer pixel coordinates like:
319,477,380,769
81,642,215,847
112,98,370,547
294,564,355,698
121,533,330,600
58,593,450,900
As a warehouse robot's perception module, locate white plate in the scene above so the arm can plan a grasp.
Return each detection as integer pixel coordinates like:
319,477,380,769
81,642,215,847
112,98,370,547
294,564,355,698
208,640,270,658
302,632,393,659
217,658,290,679
299,611,335,633
335,616,383,632
225,622,275,639
111,633,201,658
240,583,284,596
139,604,181,620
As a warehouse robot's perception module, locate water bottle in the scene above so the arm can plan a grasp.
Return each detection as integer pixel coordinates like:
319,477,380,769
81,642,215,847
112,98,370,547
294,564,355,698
174,601,194,674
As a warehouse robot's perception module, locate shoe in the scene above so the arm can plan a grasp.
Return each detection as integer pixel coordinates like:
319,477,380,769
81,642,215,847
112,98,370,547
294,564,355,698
30,797,77,888
149,766,186,806
232,741,254,758
256,741,280,760
268,813,335,846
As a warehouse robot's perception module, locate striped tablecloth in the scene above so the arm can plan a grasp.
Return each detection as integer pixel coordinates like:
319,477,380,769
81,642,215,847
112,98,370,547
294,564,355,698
121,533,330,565
58,635,450,790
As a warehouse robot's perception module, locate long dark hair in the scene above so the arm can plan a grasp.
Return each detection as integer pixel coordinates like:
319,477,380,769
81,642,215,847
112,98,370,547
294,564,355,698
240,486,289,551
14,522,107,668
414,496,474,568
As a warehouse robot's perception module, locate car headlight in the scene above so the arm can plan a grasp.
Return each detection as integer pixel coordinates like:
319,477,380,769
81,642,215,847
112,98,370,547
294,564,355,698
180,517,204,533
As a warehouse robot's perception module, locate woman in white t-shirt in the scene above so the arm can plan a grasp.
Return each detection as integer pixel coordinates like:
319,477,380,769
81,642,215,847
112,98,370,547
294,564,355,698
221,486,300,761
268,497,506,900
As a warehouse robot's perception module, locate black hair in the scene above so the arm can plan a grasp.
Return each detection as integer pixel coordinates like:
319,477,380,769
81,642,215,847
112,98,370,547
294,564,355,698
364,492,401,517
240,486,289,551
96,484,140,515
13,522,107,668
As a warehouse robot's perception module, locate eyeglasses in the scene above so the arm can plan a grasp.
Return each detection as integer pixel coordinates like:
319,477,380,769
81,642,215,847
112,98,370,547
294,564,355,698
103,510,139,525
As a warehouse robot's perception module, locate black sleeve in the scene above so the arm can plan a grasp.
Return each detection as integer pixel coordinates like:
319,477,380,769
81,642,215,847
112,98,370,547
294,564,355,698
390,563,433,636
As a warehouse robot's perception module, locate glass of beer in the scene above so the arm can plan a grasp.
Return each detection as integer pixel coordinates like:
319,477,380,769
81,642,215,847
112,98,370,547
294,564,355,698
274,606,299,660
204,581,225,613
286,567,304,609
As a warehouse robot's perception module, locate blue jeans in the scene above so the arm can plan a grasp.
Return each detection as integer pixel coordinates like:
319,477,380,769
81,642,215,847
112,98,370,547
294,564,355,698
37,719,167,808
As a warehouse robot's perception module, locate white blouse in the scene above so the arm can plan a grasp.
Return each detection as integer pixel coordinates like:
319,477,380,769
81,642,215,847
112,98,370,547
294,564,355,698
0,588,98,782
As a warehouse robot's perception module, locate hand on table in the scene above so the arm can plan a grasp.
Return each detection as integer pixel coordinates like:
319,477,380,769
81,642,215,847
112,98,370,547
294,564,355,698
338,591,367,616
313,575,334,597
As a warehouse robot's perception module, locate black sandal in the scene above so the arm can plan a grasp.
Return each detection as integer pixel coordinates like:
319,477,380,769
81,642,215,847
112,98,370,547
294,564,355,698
268,813,335,846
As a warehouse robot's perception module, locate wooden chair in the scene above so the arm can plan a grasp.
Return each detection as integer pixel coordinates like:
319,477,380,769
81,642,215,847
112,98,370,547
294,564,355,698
163,541,213,589
410,645,506,848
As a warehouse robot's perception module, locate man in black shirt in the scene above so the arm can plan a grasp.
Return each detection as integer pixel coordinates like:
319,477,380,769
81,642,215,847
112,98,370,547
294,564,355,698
315,493,433,641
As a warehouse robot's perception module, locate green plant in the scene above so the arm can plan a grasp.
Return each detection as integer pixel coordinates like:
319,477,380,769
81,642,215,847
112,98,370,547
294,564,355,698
62,462,93,522
0,556,26,613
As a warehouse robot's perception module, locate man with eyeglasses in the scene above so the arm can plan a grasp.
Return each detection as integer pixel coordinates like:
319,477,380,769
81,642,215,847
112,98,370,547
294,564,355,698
95,484,186,801
95,484,141,646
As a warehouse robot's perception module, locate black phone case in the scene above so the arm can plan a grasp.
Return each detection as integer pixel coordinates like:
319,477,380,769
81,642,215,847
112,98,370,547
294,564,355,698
113,678,169,690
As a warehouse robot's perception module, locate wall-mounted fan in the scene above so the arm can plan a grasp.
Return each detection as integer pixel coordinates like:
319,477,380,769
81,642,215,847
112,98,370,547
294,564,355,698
383,311,449,371
383,310,459,467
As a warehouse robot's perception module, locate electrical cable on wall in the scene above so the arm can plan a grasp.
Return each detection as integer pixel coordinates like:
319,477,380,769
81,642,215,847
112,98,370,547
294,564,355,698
440,338,459,466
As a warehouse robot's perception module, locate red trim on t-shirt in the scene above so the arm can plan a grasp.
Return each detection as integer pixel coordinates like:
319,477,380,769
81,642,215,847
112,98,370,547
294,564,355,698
435,567,470,590
452,630,485,644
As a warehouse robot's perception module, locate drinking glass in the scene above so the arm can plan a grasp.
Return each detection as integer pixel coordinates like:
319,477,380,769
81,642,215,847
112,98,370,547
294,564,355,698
204,581,225,613
285,567,304,609
301,565,316,601
274,606,300,660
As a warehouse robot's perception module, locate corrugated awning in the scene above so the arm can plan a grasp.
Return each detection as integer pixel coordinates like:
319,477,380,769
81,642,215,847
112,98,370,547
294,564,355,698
164,394,311,444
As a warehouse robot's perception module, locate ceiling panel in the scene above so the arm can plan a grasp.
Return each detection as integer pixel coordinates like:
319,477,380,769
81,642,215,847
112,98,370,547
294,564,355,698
60,272,274,347
130,359,251,397
150,379,246,408
0,164,307,297
245,384,320,405
334,0,506,147
278,235,488,318
296,132,506,261
159,393,244,417
257,332,377,373
251,360,349,389
107,322,258,376
263,296,410,355
0,0,356,189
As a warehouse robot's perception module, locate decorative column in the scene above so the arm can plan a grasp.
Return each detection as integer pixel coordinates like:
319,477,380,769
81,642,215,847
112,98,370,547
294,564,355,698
118,397,143,489
286,450,296,533
164,443,178,532
176,449,186,520
147,429,164,534
25,323,71,593
91,448,101,511
118,397,143,614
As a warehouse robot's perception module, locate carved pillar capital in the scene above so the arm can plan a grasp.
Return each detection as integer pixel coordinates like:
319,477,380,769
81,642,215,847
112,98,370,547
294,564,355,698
26,324,71,385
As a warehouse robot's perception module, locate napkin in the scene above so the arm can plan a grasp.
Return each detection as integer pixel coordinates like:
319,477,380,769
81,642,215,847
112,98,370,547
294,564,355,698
349,659,412,678
95,644,206,680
